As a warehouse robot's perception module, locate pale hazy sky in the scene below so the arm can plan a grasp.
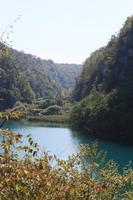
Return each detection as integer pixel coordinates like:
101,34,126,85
0,0,133,63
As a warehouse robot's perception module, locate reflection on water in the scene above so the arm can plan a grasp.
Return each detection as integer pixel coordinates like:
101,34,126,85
3,120,133,167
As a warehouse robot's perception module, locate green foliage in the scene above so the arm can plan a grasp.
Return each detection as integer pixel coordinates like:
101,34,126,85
37,99,58,109
0,44,81,110
43,105,61,115
52,63,82,89
0,48,35,110
72,16,133,141
27,114,69,123
24,100,72,123
9,49,81,99
0,129,133,199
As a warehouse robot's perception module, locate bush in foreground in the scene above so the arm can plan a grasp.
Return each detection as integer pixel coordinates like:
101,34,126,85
0,129,133,199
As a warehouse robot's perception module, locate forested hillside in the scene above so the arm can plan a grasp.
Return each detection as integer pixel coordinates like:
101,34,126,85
52,63,82,89
0,46,81,110
71,16,133,142
0,51,35,110
9,49,81,91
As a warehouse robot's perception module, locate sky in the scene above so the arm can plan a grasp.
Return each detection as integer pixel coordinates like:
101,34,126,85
0,0,133,64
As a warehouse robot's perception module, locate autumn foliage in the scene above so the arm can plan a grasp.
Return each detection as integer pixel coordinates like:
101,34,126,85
0,129,133,199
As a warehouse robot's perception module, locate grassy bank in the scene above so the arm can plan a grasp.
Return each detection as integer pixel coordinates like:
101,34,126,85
27,114,69,124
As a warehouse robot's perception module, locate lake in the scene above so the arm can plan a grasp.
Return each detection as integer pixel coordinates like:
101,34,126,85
3,120,133,168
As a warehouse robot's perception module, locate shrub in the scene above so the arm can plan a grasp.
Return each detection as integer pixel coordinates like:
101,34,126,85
37,99,57,109
44,105,61,115
0,129,133,199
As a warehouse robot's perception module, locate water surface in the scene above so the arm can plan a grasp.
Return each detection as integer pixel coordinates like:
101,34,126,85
4,121,133,167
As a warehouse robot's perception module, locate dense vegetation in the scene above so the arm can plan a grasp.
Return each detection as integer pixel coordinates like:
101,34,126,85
0,45,81,110
9,48,81,99
1,15,133,199
0,51,35,110
71,16,133,141
25,99,71,123
51,63,82,89
0,129,133,199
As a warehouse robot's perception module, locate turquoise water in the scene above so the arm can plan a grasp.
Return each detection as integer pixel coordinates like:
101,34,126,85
3,121,133,168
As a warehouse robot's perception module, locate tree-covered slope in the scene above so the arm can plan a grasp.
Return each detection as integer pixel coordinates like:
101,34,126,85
9,50,59,99
0,45,81,110
71,16,133,141
0,51,35,110
50,63,82,89
9,48,82,95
